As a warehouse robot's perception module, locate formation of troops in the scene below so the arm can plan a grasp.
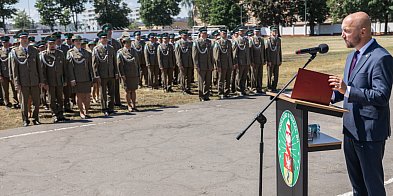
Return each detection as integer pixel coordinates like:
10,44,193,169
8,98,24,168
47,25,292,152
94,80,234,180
0,24,282,127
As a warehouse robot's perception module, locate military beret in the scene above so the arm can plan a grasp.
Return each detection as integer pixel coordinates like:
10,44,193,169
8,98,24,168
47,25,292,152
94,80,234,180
97,31,108,38
121,31,130,39
81,39,89,44
270,26,278,31
238,26,246,31
52,32,62,38
35,40,46,48
28,36,35,42
156,34,162,39
45,35,57,43
88,41,97,45
102,23,113,31
16,30,29,38
179,29,188,35
122,37,131,42
212,30,219,36
1,36,10,42
219,27,227,33
71,35,82,41
246,30,253,36
198,27,207,33
64,33,74,39
161,33,169,38
169,33,175,39
134,31,141,36
148,33,155,38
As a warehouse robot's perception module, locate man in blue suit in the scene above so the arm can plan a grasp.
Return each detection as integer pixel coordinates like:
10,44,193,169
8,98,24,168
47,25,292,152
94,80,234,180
329,12,393,195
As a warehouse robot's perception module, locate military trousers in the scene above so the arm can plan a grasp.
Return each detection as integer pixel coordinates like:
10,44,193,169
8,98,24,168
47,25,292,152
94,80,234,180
139,64,148,86
179,67,193,92
267,64,279,91
218,67,231,96
236,65,249,93
197,69,212,99
114,78,121,105
48,85,64,118
231,69,237,93
63,83,72,110
1,77,18,105
251,64,263,91
100,77,115,112
173,65,179,85
20,86,40,121
148,65,160,88
161,68,173,90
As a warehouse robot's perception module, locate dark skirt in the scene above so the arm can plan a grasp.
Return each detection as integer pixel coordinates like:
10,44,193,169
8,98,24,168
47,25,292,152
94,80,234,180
73,81,92,94
124,77,139,91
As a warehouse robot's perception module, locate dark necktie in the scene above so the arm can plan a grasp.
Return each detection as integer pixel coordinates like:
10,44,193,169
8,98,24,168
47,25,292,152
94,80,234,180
348,50,360,79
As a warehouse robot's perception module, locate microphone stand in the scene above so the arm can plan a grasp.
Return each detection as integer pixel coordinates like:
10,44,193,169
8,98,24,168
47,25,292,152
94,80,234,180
236,52,318,196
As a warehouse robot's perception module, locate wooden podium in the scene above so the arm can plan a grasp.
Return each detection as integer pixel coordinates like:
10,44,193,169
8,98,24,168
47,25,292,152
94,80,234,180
267,92,347,196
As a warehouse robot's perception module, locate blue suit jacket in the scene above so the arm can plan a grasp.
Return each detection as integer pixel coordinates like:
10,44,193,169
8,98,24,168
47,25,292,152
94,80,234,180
332,40,393,141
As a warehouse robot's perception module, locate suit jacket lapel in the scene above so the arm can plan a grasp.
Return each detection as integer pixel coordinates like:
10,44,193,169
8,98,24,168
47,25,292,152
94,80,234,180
349,41,378,82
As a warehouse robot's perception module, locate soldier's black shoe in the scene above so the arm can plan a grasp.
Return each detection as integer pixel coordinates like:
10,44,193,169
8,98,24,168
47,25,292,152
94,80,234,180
104,112,109,117
58,116,70,122
53,117,59,123
23,120,30,127
32,120,41,125
5,103,12,109
199,97,205,102
64,109,74,113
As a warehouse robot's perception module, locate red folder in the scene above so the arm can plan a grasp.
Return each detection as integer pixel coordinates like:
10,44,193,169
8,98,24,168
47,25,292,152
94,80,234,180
291,68,332,105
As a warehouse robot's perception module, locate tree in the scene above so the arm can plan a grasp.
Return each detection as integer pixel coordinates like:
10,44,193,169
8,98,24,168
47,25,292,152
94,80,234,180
58,9,71,31
181,0,195,26
367,0,393,35
139,0,182,27
0,0,18,33
194,0,211,25
36,0,60,31
298,0,329,35
58,0,88,31
245,0,299,28
327,0,368,23
13,10,32,29
208,0,241,30
93,0,131,28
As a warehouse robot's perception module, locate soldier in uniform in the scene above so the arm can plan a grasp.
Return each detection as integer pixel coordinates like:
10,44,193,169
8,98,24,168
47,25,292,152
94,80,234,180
10,30,43,126
40,36,69,123
266,26,282,92
87,40,99,103
118,37,140,112
192,27,213,101
63,33,74,49
102,23,123,107
232,26,251,96
169,33,179,85
35,40,49,110
144,33,159,89
157,33,175,92
175,29,193,94
213,27,233,99
132,31,148,87
67,35,93,119
92,31,118,116
53,32,74,113
0,36,19,108
249,27,266,94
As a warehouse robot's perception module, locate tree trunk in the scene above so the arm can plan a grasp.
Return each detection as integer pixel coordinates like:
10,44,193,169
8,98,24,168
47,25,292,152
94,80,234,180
309,22,315,36
384,14,389,35
75,13,78,32
2,16,6,34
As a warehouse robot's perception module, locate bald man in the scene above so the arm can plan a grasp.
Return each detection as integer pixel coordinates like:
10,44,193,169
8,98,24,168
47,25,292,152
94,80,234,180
329,12,393,195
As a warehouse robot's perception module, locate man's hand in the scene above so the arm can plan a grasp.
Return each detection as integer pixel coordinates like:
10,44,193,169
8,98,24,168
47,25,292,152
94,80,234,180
328,75,347,94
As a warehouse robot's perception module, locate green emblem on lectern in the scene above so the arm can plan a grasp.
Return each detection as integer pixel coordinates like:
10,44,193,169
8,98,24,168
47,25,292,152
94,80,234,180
278,110,301,187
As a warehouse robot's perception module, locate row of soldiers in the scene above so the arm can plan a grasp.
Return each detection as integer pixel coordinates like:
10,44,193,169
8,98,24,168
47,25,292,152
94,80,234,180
0,24,282,126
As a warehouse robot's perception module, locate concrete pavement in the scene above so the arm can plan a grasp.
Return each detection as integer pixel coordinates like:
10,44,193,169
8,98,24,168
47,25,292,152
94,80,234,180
0,95,392,196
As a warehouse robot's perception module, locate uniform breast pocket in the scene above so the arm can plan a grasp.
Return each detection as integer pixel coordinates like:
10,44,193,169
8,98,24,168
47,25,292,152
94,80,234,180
353,73,369,88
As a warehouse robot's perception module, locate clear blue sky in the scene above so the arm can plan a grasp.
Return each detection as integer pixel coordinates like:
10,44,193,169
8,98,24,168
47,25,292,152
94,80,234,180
15,0,189,22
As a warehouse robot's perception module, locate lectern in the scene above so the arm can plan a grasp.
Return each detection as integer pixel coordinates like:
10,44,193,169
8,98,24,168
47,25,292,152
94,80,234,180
267,92,347,196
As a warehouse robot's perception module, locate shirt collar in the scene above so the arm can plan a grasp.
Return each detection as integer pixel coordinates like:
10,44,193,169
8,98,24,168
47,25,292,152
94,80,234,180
357,38,375,56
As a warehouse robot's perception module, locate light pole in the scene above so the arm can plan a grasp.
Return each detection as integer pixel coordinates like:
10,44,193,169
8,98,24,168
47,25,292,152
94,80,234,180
304,0,307,35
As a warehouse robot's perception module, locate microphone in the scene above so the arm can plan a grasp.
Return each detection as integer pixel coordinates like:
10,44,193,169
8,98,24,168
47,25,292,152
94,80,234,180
295,44,329,54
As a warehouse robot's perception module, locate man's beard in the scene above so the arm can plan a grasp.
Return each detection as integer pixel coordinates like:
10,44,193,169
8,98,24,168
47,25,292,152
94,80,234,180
345,35,361,48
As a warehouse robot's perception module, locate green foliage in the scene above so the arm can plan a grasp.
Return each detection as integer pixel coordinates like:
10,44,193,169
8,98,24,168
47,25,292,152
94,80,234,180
298,0,329,35
0,0,18,33
13,10,32,29
139,0,182,27
35,0,60,31
58,0,87,31
327,0,368,23
58,9,71,31
246,0,299,27
208,0,241,30
93,0,131,28
195,0,210,24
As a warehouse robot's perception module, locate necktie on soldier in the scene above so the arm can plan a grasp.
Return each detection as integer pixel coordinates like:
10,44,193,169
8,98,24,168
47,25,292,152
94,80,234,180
348,50,360,79
24,48,28,54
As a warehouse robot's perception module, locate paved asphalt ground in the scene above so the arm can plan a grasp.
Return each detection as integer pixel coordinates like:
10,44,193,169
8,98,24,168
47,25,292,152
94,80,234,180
0,94,392,196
